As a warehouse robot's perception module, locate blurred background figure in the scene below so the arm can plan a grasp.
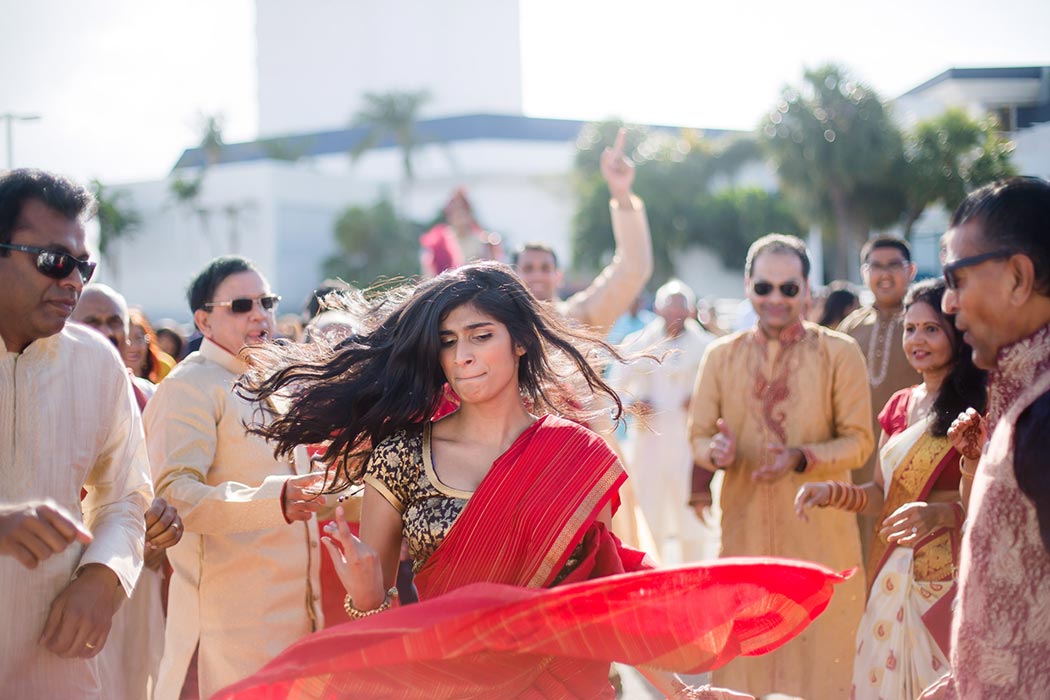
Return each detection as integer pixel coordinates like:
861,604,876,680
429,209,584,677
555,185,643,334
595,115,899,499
816,281,861,328
153,321,187,363
612,280,717,563
128,308,176,385
607,294,655,345
276,313,305,342
419,188,503,277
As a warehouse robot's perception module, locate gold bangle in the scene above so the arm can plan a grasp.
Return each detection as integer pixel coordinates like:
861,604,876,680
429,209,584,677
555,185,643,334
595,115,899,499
344,587,398,620
959,456,977,480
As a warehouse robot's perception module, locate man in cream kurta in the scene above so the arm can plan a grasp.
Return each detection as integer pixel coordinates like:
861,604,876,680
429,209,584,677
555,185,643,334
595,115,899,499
144,257,324,700
612,281,715,562
0,169,153,698
689,234,871,699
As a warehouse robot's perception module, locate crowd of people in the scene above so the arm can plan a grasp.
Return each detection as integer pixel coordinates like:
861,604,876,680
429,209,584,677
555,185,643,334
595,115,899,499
1,135,1048,700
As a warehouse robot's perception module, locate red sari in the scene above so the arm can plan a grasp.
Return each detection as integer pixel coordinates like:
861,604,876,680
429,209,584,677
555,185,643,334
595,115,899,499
217,416,849,700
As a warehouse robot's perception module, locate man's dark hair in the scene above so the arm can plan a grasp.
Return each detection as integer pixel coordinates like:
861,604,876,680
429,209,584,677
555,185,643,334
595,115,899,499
304,279,352,320
745,233,811,279
512,243,558,269
0,169,96,250
187,256,259,315
949,176,1050,295
861,236,912,263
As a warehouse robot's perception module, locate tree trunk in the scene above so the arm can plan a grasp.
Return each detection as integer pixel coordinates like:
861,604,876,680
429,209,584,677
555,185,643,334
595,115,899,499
828,188,868,282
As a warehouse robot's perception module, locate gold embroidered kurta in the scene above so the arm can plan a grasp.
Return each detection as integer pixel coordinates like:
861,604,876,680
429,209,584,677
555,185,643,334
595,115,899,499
144,339,323,700
688,320,872,699
0,325,153,699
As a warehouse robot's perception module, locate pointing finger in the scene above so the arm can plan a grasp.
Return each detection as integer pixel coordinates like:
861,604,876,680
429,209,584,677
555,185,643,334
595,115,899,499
612,127,626,156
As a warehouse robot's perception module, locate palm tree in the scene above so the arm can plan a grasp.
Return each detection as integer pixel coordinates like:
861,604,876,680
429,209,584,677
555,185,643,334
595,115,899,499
350,90,430,185
762,65,906,279
90,179,141,283
900,108,1016,236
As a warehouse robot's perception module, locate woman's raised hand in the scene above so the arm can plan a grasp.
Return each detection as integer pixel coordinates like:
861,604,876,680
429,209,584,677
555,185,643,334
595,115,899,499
322,505,387,611
947,408,987,461
793,482,831,522
599,127,635,204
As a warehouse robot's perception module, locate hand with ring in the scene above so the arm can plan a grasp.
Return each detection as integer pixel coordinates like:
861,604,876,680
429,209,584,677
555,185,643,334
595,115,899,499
708,418,737,468
878,501,953,547
948,408,986,461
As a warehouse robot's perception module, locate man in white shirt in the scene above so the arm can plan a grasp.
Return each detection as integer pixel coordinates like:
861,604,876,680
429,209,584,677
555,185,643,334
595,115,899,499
0,168,154,698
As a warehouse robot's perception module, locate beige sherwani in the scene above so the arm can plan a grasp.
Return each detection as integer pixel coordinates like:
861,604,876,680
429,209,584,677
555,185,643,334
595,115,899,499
144,339,323,700
1,324,152,699
689,320,872,699
838,304,920,564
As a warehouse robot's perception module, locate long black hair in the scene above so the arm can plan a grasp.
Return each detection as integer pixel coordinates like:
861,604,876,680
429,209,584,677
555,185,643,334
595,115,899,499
238,262,630,490
903,277,987,437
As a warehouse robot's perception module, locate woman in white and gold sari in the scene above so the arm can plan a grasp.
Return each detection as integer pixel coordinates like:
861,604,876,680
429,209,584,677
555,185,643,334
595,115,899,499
796,278,986,700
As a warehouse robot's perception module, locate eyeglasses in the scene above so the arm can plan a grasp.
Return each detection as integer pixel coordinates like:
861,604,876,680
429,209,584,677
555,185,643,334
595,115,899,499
203,295,281,313
863,260,910,274
942,250,1014,290
751,281,802,298
0,242,96,283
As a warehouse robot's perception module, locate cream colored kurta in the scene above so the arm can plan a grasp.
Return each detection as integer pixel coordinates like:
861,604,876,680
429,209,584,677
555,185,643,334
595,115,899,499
838,304,920,563
688,320,872,699
613,318,716,562
0,324,152,699
144,338,323,700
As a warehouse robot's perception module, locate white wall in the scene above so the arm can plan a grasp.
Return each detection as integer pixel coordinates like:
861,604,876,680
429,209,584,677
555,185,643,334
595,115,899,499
255,0,524,136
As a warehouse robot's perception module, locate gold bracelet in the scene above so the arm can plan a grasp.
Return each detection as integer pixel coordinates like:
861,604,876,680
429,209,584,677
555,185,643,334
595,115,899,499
344,587,398,620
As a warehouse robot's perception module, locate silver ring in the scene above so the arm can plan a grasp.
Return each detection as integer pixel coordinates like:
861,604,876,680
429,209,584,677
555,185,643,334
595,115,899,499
85,642,96,650
911,526,918,535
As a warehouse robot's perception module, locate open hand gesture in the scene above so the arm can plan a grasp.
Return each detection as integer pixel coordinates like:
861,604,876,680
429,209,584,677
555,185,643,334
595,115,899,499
794,482,831,522
600,127,635,204
321,505,386,611
708,418,736,468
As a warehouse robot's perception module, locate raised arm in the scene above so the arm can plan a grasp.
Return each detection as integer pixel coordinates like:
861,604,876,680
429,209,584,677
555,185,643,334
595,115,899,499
564,128,653,334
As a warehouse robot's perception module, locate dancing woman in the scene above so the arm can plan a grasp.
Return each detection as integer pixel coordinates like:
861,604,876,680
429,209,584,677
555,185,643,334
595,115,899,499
220,263,845,700
795,278,986,700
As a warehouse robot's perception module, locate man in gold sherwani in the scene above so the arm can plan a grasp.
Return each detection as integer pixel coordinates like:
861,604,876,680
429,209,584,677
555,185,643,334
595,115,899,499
0,169,154,698
145,256,327,700
689,234,872,699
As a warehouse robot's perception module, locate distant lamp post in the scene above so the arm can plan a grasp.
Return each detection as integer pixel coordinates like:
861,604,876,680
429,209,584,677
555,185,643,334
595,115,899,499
2,113,42,169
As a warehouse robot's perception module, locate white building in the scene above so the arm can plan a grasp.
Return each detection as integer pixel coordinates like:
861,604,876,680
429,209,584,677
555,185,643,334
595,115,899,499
892,66,1050,274
101,0,750,323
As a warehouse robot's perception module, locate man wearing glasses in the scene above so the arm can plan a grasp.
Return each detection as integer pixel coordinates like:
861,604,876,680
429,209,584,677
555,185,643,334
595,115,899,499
837,236,920,565
687,234,872,699
0,169,154,698
143,256,326,700
920,177,1050,699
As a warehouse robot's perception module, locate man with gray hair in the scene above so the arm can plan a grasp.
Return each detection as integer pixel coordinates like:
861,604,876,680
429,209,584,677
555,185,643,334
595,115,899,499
71,283,183,700
611,279,716,562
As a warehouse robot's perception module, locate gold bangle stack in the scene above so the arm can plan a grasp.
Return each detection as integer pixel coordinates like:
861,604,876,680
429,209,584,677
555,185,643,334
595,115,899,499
344,587,398,620
959,456,977,481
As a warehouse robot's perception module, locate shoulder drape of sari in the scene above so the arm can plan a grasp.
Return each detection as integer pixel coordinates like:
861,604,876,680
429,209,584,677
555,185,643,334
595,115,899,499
414,414,627,597
215,416,853,700
867,421,958,589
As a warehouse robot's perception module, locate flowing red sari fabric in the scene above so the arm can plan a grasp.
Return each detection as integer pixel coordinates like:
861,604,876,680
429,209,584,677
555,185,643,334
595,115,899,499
217,415,850,700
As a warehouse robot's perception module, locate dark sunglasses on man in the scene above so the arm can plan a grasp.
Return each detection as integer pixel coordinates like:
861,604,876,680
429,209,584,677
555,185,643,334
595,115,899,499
203,295,282,314
751,281,802,298
0,243,97,283
942,250,1014,290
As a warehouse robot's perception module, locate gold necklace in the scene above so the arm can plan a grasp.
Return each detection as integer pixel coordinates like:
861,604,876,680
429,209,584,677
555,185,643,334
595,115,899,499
866,311,899,388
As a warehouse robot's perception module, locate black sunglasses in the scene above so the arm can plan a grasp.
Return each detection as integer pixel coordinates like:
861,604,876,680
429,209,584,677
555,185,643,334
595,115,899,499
942,250,1014,290
203,295,281,314
0,242,97,283
752,281,802,298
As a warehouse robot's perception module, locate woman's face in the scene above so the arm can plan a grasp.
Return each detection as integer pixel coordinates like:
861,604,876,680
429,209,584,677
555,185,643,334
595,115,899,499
902,301,954,377
126,322,149,377
438,303,524,405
